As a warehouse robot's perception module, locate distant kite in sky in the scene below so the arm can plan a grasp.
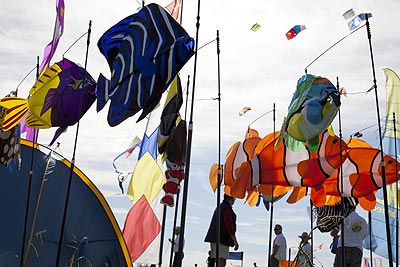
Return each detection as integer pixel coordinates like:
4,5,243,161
0,58,96,146
96,3,195,127
250,23,261,32
275,74,340,152
239,107,251,116
347,13,372,31
286,25,306,40
342,8,356,20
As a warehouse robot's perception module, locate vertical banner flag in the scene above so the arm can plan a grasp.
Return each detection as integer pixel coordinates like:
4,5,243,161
123,92,167,264
364,68,400,263
21,0,65,141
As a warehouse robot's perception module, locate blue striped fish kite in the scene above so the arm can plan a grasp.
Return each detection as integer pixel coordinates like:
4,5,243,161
97,3,195,127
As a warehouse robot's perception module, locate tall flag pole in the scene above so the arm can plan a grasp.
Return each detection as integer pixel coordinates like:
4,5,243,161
54,20,92,267
393,112,399,267
19,56,39,267
364,68,400,266
176,0,201,265
215,30,222,267
267,103,275,267
364,15,394,267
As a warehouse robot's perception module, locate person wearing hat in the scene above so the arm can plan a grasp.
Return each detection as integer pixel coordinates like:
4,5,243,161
297,232,311,267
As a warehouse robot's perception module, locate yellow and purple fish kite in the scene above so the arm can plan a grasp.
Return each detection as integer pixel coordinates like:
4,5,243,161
0,58,96,145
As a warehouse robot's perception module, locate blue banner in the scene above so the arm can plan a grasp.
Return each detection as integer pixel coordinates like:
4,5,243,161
229,251,244,261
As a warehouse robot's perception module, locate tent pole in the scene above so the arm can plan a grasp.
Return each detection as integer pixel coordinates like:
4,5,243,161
365,15,393,267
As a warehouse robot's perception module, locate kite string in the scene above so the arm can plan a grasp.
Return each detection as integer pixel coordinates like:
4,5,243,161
62,31,88,59
14,64,37,95
248,109,273,128
304,25,365,72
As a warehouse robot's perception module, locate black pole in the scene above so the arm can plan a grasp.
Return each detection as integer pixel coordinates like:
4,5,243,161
267,103,276,267
54,20,92,267
335,77,345,267
170,74,190,267
176,0,201,266
20,56,40,267
393,112,398,266
169,192,180,267
368,211,373,267
365,15,394,267
160,205,167,266
215,30,222,267
309,200,313,265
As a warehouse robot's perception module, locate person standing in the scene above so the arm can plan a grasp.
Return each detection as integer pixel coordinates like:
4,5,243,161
331,208,367,267
204,194,239,267
270,224,287,267
169,226,184,267
297,232,311,267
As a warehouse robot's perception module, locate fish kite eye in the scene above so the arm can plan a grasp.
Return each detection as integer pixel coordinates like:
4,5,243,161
387,159,394,164
332,138,338,144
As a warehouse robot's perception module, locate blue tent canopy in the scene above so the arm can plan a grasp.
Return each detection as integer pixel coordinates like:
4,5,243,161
0,139,132,266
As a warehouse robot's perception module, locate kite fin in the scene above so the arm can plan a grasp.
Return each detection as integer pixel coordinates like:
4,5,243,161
286,186,307,204
245,187,259,207
310,186,326,207
209,163,221,192
359,194,376,211
96,73,111,112
49,126,68,147
231,162,252,199
25,113,48,129
0,97,29,131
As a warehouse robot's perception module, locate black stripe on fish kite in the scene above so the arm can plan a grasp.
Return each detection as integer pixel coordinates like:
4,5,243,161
96,3,195,127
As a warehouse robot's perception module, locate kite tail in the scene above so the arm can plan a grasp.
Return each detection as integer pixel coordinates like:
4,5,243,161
96,73,111,112
0,97,29,131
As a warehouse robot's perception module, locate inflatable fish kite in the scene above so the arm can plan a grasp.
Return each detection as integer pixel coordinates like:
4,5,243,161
232,130,348,207
276,74,340,152
0,58,96,145
97,3,195,127
209,128,260,195
0,92,21,169
322,145,400,210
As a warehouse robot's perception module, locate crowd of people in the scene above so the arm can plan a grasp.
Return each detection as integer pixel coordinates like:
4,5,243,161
201,194,368,267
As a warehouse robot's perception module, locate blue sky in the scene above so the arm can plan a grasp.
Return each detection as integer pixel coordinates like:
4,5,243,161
1,0,400,266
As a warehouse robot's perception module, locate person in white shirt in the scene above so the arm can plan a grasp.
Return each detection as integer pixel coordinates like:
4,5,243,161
297,232,312,267
169,226,185,267
331,208,367,267
270,224,287,267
